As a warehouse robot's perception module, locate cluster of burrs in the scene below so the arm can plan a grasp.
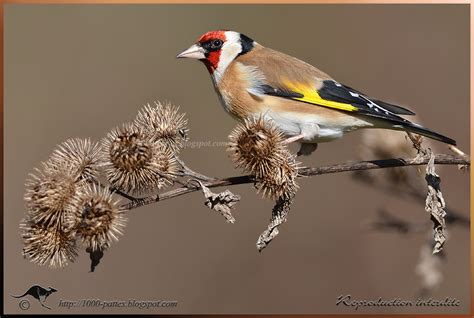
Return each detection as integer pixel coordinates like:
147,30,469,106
21,102,188,268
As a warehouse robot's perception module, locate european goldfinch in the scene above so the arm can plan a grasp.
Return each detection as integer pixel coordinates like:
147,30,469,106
177,30,456,155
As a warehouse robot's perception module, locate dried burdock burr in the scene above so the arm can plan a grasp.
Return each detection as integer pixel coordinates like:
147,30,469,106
24,165,80,226
134,101,188,153
68,184,127,251
100,123,178,194
228,117,299,200
20,216,78,268
45,138,102,182
228,117,289,176
22,164,80,268
255,153,299,200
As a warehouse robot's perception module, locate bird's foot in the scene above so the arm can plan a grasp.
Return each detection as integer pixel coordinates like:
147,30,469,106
297,143,318,156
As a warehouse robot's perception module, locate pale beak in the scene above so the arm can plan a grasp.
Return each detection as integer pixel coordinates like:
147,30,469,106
176,44,206,59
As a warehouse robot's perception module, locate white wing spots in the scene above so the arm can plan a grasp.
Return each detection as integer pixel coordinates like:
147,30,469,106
363,97,411,123
366,101,378,109
339,84,413,125
334,81,342,87
362,96,397,116
341,83,392,115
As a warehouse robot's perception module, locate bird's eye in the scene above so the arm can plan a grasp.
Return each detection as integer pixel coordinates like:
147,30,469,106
211,39,223,49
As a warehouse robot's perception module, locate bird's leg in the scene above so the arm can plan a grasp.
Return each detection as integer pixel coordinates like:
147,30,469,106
283,134,305,144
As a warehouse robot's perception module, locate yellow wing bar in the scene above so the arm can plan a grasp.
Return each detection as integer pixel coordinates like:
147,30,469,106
282,80,358,112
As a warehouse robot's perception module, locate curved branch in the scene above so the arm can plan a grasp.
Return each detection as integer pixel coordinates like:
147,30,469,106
121,153,469,211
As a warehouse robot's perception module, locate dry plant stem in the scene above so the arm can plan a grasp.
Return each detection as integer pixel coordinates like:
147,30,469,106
89,179,139,201
297,154,466,176
406,132,427,155
109,186,138,201
121,153,468,211
175,156,216,181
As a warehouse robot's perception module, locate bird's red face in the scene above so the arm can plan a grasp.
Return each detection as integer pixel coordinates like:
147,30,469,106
177,30,228,73
177,30,255,79
196,31,227,73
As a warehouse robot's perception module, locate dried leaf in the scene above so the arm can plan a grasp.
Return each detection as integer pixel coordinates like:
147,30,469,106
424,149,447,254
199,182,240,224
256,196,293,251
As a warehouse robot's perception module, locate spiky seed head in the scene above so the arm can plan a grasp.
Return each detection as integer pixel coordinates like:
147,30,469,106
134,101,188,153
22,164,80,268
228,117,300,199
67,184,126,251
45,138,101,181
20,216,78,268
255,151,299,200
228,117,288,176
24,166,79,226
100,123,178,194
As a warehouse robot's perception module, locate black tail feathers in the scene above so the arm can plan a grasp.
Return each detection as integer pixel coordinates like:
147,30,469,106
403,122,456,146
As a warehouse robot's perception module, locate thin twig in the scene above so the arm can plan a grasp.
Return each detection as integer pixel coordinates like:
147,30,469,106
406,132,427,155
121,153,469,211
174,156,216,181
89,178,139,201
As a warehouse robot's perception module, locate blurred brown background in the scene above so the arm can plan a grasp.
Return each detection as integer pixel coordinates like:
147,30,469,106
4,4,470,314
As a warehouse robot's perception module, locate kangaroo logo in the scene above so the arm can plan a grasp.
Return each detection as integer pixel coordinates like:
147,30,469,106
11,285,57,310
